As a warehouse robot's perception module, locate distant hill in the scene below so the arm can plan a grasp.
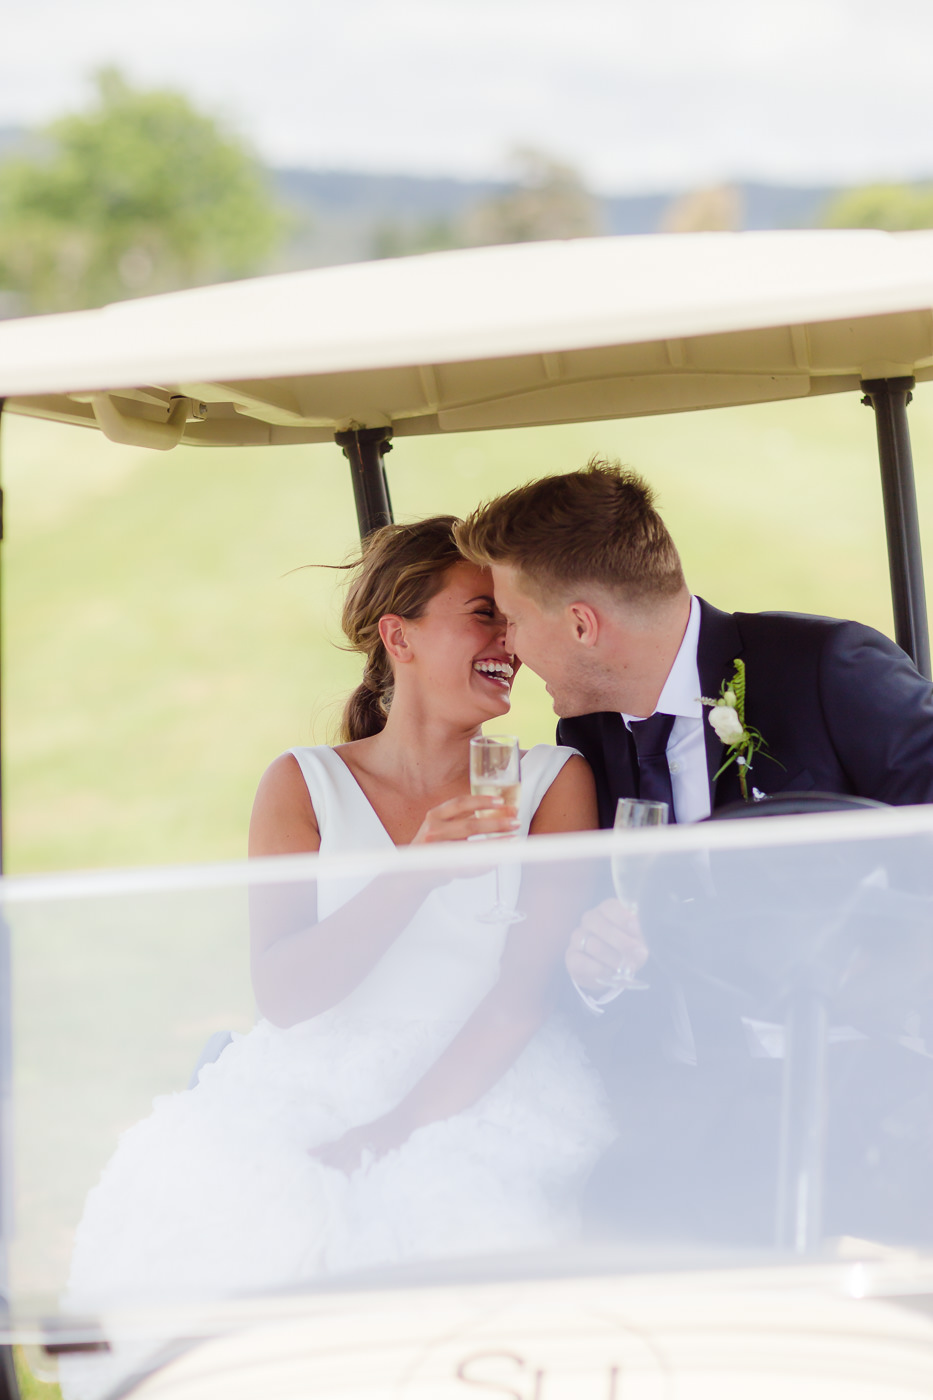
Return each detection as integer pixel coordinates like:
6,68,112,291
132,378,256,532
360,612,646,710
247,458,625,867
274,167,504,221
270,167,504,267
269,167,844,269
0,126,26,155
604,182,838,235
0,125,47,161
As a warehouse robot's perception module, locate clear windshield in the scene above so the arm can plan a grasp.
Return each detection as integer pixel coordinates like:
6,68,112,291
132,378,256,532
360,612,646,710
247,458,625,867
7,809,933,1381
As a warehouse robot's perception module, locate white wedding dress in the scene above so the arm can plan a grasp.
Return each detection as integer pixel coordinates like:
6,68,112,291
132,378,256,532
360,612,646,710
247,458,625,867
61,745,615,1397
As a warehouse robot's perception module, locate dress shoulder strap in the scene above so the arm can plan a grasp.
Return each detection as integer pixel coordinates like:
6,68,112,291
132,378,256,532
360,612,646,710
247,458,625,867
288,746,392,852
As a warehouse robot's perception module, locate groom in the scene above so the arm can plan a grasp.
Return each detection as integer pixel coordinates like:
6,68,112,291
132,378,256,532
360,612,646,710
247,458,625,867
456,459,933,1242
456,458,933,982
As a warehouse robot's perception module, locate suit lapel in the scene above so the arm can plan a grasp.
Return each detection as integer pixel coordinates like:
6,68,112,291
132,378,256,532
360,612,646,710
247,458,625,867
598,710,637,823
696,598,744,809
557,710,637,827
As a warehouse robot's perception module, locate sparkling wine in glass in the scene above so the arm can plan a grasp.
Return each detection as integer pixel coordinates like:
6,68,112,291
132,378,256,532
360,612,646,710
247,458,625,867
608,797,669,989
614,798,669,830
469,735,525,925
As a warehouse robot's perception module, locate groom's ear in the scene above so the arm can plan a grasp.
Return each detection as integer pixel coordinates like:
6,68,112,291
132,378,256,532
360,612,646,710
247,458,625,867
567,601,599,648
378,614,411,662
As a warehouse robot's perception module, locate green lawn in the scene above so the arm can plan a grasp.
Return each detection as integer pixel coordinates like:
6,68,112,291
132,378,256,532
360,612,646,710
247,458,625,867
3,388,932,874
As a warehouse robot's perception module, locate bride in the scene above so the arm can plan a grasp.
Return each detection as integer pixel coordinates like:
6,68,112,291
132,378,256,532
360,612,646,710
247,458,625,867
61,518,615,1393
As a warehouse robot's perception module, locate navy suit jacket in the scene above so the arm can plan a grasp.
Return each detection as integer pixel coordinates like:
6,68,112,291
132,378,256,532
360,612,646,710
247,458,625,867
557,598,933,826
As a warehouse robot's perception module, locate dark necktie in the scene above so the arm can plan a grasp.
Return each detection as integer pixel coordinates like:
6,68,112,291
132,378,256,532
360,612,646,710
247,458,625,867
629,712,676,819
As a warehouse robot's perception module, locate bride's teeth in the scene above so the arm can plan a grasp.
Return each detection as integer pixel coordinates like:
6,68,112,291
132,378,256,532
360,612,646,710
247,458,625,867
473,660,514,679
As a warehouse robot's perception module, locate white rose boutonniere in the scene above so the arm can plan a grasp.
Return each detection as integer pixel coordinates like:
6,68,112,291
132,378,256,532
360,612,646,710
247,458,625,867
708,701,744,746
701,659,780,802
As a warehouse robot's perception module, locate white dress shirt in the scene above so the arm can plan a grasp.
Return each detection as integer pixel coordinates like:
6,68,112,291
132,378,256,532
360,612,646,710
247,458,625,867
577,596,709,1013
621,594,710,824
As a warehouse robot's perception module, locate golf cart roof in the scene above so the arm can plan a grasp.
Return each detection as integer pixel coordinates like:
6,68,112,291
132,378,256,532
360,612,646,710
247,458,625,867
3,229,933,448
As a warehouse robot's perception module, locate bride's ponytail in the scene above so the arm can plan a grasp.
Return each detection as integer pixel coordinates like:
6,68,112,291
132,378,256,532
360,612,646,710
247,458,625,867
338,517,464,743
340,654,393,742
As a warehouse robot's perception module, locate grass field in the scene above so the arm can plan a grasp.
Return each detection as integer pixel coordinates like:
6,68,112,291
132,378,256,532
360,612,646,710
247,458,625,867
4,387,933,874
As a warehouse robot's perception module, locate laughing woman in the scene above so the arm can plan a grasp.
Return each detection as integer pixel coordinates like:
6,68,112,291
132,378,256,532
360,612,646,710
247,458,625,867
61,518,613,1397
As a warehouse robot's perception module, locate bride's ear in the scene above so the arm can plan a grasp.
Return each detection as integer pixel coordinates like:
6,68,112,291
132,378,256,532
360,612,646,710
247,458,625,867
378,614,412,663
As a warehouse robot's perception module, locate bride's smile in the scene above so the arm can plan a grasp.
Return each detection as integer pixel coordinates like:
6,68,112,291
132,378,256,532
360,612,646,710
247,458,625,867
395,560,521,725
471,655,515,693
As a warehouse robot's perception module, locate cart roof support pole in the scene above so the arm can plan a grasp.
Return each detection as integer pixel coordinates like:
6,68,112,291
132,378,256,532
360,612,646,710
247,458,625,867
861,377,931,679
335,428,394,541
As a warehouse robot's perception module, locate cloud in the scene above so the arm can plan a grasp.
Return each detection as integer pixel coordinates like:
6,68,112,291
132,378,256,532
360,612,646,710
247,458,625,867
2,0,932,190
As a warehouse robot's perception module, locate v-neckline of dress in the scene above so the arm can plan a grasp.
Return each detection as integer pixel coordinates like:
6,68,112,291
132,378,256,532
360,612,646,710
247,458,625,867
323,747,402,848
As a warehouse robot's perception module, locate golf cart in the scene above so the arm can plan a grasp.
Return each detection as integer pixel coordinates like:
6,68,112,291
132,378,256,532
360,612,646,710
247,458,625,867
1,230,933,1398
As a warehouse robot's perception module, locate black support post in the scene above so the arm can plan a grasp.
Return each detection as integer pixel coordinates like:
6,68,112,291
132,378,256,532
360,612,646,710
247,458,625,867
861,378,931,679
335,428,394,540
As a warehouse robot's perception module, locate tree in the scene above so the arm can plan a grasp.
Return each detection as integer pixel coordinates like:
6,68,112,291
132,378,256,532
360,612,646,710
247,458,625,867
820,183,933,232
0,69,285,313
660,184,743,234
461,148,601,246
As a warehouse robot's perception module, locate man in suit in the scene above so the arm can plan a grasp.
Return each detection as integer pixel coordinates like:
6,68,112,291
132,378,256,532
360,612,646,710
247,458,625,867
456,458,933,984
456,460,933,1245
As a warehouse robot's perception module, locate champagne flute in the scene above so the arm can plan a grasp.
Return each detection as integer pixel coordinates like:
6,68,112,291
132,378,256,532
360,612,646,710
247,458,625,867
469,735,525,926
608,797,668,989
615,798,669,829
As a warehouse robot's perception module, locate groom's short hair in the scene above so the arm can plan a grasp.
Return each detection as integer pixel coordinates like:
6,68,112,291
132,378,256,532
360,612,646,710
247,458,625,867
456,459,685,605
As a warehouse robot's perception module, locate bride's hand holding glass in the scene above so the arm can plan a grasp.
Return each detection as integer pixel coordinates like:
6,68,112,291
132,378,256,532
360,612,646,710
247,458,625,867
410,793,520,844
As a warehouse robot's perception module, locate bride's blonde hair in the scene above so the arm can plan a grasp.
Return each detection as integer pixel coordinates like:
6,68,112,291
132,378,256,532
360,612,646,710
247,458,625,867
340,516,464,742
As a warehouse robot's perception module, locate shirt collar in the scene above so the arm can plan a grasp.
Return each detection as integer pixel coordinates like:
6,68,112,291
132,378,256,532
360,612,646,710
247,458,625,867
621,595,702,723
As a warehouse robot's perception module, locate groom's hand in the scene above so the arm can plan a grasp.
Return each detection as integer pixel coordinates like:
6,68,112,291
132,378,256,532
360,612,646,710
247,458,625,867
566,899,648,995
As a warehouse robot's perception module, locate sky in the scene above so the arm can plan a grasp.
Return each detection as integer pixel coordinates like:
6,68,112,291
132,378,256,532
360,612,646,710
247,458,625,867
3,0,933,193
